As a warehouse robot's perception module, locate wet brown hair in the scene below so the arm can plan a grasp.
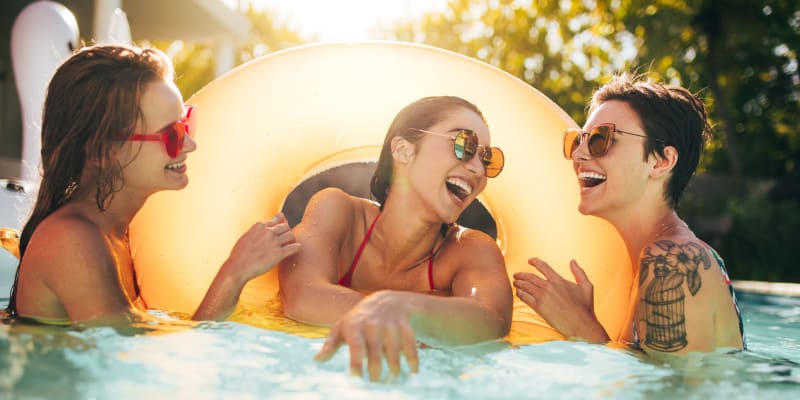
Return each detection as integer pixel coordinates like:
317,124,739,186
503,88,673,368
8,44,172,315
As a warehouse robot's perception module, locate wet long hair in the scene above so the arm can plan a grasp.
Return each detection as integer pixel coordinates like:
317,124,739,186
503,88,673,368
589,73,711,209
7,44,172,315
369,96,486,236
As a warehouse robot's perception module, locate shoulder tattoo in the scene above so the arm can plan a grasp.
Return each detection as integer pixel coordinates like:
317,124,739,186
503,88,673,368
637,240,712,352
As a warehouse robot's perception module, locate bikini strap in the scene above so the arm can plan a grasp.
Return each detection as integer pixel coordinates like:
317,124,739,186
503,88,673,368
338,213,380,287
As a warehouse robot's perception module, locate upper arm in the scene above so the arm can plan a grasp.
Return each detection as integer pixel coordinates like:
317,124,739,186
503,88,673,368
22,219,133,323
634,238,722,354
448,229,513,325
278,188,356,298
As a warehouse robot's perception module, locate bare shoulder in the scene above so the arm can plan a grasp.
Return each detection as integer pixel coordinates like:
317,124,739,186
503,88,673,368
634,230,742,353
444,226,504,268
637,232,720,296
295,188,380,242
17,210,114,317
24,211,110,266
300,187,362,227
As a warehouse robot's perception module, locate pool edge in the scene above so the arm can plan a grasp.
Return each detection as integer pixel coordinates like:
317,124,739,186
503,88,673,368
733,280,800,297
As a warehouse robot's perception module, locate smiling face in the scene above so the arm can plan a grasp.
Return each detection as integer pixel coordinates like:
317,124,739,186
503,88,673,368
404,107,490,223
117,79,197,195
572,100,657,219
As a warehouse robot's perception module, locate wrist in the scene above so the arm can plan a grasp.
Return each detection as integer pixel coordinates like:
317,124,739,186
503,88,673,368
214,261,249,292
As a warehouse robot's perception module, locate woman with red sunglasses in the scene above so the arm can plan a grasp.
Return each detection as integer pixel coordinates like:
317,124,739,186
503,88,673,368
514,73,745,355
7,44,300,325
279,96,512,381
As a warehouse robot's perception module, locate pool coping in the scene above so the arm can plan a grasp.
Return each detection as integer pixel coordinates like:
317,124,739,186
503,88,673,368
733,280,800,297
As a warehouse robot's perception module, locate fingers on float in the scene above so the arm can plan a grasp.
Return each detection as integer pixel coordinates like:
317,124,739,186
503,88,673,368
527,257,560,280
315,324,343,362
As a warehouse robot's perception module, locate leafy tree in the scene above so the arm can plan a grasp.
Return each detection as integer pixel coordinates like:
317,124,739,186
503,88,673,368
146,5,306,99
621,0,800,179
384,0,800,180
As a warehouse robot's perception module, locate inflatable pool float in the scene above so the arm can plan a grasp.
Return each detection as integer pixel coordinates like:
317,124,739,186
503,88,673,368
128,41,633,343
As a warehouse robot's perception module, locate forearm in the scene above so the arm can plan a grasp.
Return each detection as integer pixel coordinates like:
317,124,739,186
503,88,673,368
397,291,510,346
192,263,248,321
281,283,364,326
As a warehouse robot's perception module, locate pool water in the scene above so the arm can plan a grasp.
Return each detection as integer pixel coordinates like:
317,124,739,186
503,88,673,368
1,291,798,399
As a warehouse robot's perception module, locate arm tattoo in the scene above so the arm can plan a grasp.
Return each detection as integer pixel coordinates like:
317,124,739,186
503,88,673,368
638,241,712,352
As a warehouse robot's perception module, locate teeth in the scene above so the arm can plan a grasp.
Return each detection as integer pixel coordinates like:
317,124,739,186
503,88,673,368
446,177,473,196
166,162,184,170
578,171,606,180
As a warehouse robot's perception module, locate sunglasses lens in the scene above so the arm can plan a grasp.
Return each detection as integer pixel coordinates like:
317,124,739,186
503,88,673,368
588,125,612,157
454,130,478,161
184,105,195,137
485,147,504,178
165,124,185,158
453,133,465,160
563,129,581,159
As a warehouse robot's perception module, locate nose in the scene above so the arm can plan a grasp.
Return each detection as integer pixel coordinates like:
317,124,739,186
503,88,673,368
183,133,198,153
571,132,591,160
465,150,485,176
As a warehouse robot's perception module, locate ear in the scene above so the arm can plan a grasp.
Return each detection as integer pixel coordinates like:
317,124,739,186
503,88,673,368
391,136,415,164
650,145,678,178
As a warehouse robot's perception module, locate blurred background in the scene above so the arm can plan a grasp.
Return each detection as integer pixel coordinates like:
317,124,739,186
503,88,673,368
1,0,798,282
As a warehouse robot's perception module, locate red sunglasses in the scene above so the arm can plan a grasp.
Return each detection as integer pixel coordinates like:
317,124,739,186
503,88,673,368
127,105,195,158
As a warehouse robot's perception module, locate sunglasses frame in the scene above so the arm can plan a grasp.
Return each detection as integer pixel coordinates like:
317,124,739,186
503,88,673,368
563,122,663,160
128,105,195,158
408,128,504,178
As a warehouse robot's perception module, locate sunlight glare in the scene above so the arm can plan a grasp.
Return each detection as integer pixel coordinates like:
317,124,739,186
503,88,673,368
224,0,448,41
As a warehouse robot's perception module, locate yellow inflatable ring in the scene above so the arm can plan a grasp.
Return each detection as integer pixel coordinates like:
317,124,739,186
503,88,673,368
130,42,633,343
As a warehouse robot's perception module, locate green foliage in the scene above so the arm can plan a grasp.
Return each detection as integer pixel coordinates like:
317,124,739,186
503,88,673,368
147,5,306,100
718,195,800,282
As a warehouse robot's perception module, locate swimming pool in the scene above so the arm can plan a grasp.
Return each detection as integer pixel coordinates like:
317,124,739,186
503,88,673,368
1,290,797,399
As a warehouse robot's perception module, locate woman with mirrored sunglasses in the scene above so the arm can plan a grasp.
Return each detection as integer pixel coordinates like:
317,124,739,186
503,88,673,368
279,96,512,381
514,73,745,355
7,44,300,326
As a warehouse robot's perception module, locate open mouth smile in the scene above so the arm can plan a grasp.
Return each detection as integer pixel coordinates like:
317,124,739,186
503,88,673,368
578,171,606,188
445,177,473,202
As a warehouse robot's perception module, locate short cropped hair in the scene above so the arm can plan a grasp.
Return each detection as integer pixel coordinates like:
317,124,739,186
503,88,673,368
589,73,711,209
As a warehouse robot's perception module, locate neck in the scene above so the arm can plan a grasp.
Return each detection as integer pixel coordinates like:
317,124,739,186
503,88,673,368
68,188,149,238
607,205,679,268
373,197,444,269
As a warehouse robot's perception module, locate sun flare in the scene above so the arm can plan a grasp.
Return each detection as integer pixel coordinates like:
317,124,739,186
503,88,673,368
224,0,447,41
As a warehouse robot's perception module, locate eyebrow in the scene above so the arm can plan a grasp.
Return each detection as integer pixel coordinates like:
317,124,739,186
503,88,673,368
447,127,473,133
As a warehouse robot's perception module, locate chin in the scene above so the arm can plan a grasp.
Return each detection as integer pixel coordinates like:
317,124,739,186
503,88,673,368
577,201,598,217
171,178,190,191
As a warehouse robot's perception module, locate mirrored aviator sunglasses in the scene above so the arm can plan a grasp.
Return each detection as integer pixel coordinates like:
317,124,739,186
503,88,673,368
452,129,504,178
128,105,195,158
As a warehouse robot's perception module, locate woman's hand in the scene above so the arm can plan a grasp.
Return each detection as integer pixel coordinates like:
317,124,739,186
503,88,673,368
314,291,420,381
224,212,301,283
194,212,301,321
513,257,609,342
